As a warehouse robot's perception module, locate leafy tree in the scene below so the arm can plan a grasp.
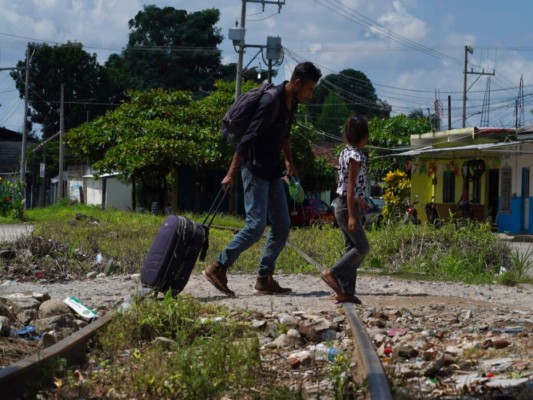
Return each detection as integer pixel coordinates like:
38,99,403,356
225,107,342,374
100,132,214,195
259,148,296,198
290,124,336,194
68,80,335,211
106,6,223,94
10,42,115,185
10,41,113,139
67,88,224,211
311,69,391,124
314,91,351,136
367,114,431,183
408,108,426,119
409,107,441,131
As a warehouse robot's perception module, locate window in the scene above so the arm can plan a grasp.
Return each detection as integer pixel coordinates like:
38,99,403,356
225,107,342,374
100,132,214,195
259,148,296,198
501,167,512,213
443,172,455,203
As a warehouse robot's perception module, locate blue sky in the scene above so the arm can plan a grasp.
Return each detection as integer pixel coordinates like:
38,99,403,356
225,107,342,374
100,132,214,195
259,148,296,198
1,0,533,136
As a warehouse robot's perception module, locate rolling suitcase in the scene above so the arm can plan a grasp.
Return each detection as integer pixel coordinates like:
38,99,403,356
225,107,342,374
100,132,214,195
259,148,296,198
140,188,227,296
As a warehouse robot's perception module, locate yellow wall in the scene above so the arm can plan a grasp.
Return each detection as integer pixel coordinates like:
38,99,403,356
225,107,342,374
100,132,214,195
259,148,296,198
410,158,498,223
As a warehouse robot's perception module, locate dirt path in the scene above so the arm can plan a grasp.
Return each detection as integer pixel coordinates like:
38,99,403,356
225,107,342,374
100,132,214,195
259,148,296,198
2,272,531,315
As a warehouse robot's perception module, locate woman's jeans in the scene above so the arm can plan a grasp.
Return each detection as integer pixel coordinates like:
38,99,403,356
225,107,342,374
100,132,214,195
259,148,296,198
217,166,290,276
330,197,370,295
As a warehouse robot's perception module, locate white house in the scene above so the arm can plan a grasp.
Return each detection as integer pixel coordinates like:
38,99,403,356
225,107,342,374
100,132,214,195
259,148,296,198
83,172,132,211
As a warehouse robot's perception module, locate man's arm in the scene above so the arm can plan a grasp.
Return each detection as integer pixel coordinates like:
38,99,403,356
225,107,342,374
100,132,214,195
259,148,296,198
221,152,244,190
282,138,298,178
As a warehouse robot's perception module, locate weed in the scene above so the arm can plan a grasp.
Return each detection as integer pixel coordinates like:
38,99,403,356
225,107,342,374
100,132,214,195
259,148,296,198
365,220,516,284
329,350,357,399
509,244,533,280
10,203,524,285
50,294,304,399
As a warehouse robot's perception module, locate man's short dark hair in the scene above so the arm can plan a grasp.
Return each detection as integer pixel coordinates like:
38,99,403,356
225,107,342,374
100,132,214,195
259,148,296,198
291,62,322,83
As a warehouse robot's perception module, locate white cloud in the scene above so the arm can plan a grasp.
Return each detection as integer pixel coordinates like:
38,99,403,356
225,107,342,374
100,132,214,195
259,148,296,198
1,0,533,129
375,0,427,42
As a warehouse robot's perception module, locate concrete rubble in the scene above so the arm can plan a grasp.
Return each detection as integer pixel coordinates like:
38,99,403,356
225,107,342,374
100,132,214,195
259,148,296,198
0,276,532,398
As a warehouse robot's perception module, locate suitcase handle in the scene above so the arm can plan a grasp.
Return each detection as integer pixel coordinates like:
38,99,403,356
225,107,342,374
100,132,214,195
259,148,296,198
202,187,229,228
199,187,228,262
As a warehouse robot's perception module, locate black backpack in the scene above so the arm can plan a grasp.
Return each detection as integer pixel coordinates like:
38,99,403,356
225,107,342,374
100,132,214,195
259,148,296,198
221,82,280,147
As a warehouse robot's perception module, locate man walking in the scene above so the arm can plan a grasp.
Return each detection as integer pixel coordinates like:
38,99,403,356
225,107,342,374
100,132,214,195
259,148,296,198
203,61,322,296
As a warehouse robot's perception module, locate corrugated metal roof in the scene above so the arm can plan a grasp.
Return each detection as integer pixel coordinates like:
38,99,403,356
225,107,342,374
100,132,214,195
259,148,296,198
394,140,533,159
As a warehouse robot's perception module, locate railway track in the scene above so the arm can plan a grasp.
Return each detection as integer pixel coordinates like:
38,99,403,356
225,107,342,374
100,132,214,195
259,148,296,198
0,239,392,399
285,240,392,399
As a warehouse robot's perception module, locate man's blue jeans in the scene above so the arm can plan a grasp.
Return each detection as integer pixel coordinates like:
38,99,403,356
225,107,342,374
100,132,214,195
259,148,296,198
217,166,290,276
330,197,370,295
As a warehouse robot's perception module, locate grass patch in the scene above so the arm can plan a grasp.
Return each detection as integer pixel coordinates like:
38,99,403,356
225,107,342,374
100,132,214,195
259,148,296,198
4,203,529,285
364,220,522,285
43,294,306,399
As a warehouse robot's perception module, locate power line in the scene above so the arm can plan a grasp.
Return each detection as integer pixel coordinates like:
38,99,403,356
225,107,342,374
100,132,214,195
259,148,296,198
314,0,465,68
285,46,533,127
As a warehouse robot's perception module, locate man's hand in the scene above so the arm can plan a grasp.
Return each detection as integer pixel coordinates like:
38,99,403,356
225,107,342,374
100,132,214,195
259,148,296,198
221,174,233,191
285,161,298,179
221,152,244,190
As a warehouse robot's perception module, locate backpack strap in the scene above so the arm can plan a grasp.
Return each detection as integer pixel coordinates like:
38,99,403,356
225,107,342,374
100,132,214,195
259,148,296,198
265,86,281,127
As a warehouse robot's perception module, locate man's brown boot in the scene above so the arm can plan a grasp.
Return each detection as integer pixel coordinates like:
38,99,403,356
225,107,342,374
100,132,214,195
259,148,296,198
202,263,235,297
254,274,292,294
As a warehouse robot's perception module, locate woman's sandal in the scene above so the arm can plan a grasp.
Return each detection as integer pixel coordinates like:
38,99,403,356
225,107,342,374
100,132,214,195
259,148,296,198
321,269,343,294
334,293,362,305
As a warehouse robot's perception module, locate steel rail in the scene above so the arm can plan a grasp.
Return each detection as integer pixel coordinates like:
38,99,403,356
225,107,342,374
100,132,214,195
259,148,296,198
0,311,114,397
344,303,393,400
285,240,392,400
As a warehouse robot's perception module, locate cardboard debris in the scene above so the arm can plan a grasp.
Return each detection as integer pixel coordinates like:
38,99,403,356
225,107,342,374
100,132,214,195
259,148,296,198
64,296,99,321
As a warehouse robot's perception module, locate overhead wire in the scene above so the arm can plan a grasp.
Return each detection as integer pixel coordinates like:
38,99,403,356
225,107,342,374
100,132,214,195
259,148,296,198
302,0,533,127
285,43,533,127
2,4,533,130
287,44,532,129
313,0,465,68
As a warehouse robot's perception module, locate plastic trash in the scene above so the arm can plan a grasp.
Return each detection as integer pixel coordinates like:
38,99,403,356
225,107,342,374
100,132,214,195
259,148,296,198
13,325,35,337
491,326,522,334
64,296,99,321
117,296,132,313
200,316,226,324
13,325,42,341
310,343,338,362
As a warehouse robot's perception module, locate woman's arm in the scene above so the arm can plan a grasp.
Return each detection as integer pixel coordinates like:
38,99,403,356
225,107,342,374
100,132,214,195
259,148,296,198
347,159,361,232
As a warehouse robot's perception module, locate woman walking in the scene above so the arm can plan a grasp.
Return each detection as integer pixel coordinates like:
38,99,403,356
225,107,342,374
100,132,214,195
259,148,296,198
322,114,370,304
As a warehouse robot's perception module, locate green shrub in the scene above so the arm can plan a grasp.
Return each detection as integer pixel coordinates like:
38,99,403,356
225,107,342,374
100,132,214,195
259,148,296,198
365,220,513,284
0,177,25,220
19,204,525,285
55,294,299,399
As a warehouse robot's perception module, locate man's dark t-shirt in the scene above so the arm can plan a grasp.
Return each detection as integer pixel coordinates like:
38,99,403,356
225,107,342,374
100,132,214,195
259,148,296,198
235,81,296,181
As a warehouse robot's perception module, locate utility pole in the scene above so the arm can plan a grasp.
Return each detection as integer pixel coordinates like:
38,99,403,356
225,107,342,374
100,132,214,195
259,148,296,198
448,96,452,130
235,1,247,99
462,46,473,129
233,0,285,100
58,84,65,200
462,45,495,128
20,44,30,182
